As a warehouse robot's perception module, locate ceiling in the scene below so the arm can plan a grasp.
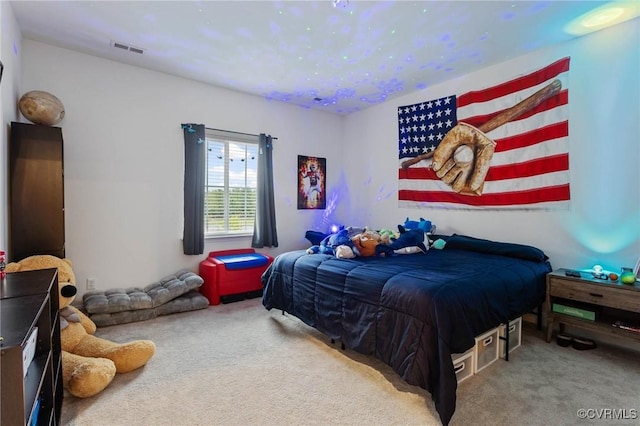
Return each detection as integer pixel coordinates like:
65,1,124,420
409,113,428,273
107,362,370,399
9,1,629,115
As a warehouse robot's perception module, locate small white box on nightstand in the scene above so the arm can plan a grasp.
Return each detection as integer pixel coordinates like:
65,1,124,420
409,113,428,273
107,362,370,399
23,327,38,377
474,327,500,373
500,317,522,358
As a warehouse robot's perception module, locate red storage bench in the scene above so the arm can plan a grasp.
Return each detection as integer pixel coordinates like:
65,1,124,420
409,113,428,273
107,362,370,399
199,249,274,305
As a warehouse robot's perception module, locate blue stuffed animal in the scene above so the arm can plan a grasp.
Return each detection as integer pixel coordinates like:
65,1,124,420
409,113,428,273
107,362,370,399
307,229,361,257
403,217,433,233
375,225,427,256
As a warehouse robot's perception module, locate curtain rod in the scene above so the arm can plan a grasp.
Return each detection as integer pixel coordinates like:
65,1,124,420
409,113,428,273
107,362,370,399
206,127,278,140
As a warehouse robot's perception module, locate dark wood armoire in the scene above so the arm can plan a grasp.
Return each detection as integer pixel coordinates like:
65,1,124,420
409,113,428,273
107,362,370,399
9,121,65,262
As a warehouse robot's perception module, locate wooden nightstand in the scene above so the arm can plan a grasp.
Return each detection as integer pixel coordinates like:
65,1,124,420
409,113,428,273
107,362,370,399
546,269,640,343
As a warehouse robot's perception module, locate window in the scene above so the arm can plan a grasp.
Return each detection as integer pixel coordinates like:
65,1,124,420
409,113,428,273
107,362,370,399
205,129,258,236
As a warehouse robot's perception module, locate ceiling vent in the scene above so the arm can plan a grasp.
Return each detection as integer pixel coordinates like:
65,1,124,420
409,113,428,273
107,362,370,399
111,40,144,55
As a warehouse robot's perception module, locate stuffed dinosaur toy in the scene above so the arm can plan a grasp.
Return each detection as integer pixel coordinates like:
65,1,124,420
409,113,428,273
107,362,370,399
306,228,360,258
377,228,398,245
375,225,428,256
6,255,156,398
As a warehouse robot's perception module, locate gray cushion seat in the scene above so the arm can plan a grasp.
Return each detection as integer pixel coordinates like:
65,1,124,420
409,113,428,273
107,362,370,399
82,269,209,327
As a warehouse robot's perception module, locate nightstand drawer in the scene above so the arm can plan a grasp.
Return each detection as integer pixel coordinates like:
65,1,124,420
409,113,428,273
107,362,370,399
549,278,640,312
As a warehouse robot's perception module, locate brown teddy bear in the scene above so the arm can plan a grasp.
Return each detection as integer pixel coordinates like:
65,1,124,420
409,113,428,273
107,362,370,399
6,255,156,398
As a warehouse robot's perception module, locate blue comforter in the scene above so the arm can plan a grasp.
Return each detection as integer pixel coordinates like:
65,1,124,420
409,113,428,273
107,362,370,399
261,235,551,425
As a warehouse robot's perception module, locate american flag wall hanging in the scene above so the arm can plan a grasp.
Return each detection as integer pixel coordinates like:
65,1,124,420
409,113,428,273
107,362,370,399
398,57,570,210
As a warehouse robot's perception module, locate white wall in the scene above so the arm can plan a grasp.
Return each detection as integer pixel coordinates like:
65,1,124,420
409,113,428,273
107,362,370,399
20,40,344,295
12,17,640,296
1,1,23,252
342,18,640,273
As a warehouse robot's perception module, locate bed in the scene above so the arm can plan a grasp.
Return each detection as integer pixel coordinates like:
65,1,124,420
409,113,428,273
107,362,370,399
261,234,551,425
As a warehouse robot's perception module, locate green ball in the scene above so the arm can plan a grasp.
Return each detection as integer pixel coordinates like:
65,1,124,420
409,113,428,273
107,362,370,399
620,271,637,285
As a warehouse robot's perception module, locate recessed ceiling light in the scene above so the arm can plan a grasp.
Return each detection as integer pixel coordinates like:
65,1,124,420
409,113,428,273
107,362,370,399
565,1,640,35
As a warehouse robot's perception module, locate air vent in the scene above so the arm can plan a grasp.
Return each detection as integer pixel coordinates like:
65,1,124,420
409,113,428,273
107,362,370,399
110,40,144,55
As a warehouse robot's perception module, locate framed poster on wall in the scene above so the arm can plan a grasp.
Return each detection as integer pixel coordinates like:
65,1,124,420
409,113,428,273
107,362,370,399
298,155,326,209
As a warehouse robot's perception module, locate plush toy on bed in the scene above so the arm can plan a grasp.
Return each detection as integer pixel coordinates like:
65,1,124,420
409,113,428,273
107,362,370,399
432,238,447,250
307,228,361,258
334,245,356,259
351,229,382,257
402,217,433,233
5,255,156,398
304,230,328,246
402,217,440,248
375,225,428,256
377,228,398,245
344,225,367,238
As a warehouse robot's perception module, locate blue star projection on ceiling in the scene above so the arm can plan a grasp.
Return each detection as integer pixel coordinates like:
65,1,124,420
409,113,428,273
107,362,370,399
11,1,637,115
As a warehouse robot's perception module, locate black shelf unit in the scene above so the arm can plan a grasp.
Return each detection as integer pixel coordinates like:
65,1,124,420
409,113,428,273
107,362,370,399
1,268,62,425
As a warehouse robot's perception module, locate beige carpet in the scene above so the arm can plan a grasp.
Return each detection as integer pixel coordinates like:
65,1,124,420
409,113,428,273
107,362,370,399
61,298,640,426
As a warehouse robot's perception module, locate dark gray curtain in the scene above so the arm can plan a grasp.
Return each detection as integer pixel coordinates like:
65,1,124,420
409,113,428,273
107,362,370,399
182,123,206,255
252,134,278,248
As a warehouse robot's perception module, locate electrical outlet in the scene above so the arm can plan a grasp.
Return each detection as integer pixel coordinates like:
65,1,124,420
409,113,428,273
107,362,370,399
86,278,96,290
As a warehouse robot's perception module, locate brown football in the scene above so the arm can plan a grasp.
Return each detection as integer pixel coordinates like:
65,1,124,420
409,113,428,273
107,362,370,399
19,90,65,126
